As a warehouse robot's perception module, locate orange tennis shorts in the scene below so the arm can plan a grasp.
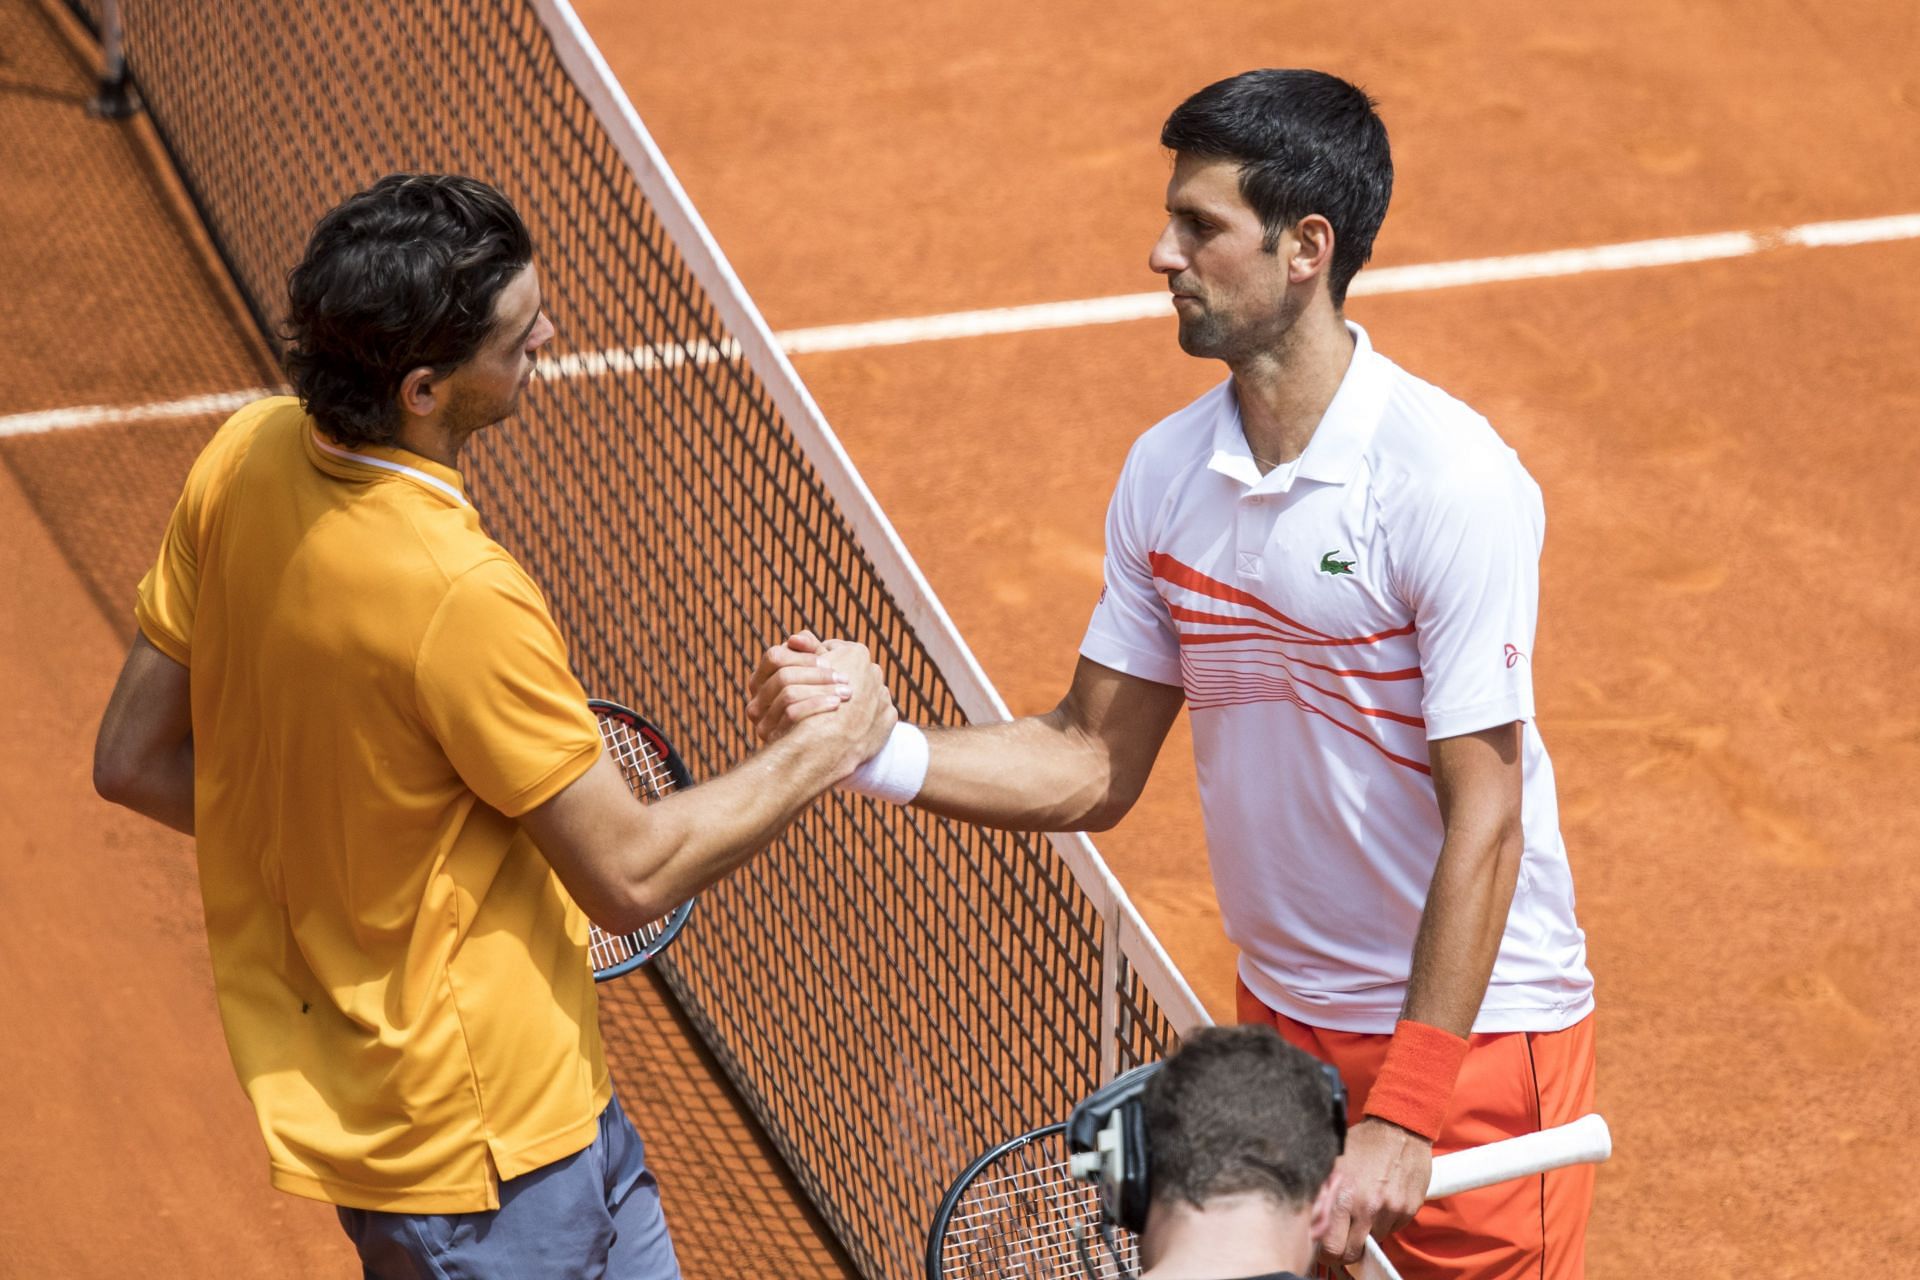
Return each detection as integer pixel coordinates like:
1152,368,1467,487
1237,976,1597,1280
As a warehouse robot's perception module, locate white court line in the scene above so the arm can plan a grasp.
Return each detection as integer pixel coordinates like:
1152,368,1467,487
0,388,274,439
773,212,1920,355
5,211,1917,440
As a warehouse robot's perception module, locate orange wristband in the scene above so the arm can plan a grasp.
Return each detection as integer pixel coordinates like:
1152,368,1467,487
1362,1019,1470,1142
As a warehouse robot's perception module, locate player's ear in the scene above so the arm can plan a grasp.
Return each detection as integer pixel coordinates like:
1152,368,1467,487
398,365,440,421
1287,214,1336,287
1307,1169,1343,1246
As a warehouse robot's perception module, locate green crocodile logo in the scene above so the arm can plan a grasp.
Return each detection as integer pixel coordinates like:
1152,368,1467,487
1319,551,1356,576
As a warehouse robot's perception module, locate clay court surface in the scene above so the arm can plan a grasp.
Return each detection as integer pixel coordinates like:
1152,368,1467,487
4,0,1918,1274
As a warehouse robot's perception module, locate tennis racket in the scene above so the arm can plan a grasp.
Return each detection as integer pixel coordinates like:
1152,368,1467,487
925,1122,1137,1280
585,698,695,981
927,1113,1612,1280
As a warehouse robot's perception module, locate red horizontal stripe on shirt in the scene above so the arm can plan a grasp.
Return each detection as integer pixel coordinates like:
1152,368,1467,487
1182,640,1422,683
1182,658,1427,728
1180,664,1433,776
1152,553,1417,647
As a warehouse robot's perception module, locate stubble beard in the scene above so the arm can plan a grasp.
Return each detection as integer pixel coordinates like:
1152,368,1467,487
444,378,520,440
1174,307,1232,360
1175,290,1304,367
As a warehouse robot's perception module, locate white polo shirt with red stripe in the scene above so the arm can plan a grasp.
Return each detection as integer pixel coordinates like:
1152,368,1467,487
1082,322,1593,1034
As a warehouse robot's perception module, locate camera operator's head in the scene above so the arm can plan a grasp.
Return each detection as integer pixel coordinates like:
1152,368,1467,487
1138,1025,1345,1280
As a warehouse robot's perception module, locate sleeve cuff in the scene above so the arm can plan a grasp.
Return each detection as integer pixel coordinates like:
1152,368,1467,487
1423,692,1533,741
497,738,602,819
1077,636,1183,689
134,606,192,667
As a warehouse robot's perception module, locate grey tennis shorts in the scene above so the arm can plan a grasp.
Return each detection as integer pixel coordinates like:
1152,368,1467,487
336,1093,679,1280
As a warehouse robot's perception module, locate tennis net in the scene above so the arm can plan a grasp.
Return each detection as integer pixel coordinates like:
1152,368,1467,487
69,1,1208,1274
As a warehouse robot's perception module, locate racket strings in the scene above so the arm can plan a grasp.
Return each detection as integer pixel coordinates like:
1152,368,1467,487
940,1143,1135,1280
587,915,672,968
947,1229,1129,1279
588,713,686,967
947,1174,1098,1221
601,722,675,800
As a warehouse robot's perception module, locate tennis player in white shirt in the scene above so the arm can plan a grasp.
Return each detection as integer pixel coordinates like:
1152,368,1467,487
749,69,1596,1279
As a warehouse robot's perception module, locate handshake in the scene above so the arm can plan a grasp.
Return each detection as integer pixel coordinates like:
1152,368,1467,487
746,630,928,803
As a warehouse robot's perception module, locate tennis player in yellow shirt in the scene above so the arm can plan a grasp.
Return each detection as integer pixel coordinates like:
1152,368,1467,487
92,174,891,1279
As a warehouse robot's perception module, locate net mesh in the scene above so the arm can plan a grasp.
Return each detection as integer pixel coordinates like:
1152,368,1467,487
70,2,1193,1274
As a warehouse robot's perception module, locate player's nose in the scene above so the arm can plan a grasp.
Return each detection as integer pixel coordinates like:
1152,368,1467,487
528,311,556,353
1148,222,1185,276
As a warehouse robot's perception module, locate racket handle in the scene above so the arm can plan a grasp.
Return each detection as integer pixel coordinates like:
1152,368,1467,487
1428,1113,1612,1200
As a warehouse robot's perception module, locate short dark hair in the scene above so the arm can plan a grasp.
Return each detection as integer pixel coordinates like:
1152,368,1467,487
1142,1025,1341,1211
1160,69,1392,307
283,173,533,447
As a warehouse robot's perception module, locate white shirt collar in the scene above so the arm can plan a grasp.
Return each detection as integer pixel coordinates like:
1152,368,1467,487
1206,320,1392,492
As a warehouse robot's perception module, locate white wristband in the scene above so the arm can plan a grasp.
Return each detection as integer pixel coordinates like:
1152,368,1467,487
839,722,929,805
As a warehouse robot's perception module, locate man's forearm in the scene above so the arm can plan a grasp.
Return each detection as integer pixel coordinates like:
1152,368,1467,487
533,640,901,935
749,646,1181,833
1356,724,1524,1149
534,725,856,933
1401,722,1526,1035
1400,818,1524,1036
1322,821,1519,1267
634,728,858,911
910,710,1124,832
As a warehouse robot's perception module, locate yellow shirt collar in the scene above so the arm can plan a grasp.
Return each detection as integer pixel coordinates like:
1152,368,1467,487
305,425,470,508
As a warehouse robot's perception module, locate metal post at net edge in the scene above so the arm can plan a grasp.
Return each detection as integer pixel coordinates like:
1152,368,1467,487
87,0,138,118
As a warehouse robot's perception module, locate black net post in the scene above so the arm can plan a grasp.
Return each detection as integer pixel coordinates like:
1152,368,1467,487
87,0,138,118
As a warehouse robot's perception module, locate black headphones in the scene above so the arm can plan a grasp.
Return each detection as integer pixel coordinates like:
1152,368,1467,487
1065,1055,1349,1236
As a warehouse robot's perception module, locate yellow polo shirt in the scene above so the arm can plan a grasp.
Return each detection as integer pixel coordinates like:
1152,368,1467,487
135,396,610,1212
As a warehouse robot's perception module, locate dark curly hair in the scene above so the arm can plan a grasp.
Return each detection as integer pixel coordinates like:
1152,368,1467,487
282,174,533,447
1161,70,1393,308
1142,1024,1343,1211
